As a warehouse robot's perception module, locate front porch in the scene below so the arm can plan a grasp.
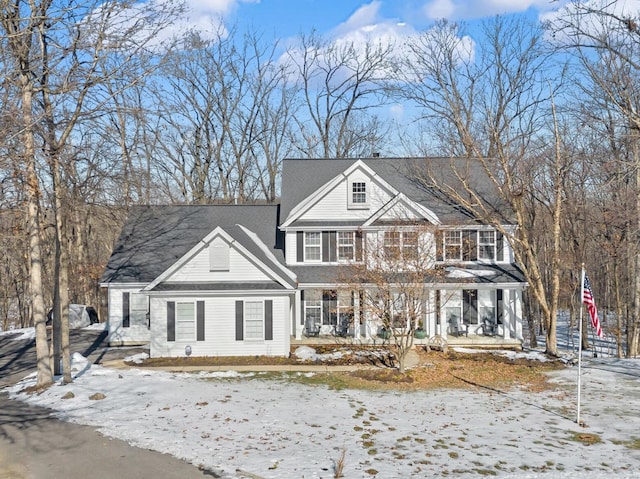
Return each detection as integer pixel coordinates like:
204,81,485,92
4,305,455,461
291,333,522,351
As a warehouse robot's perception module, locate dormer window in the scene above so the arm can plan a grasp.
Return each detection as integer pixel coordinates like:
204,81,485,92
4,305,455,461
349,181,369,209
352,182,366,203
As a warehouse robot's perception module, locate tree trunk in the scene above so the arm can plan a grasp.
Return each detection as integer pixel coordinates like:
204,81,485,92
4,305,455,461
22,78,53,388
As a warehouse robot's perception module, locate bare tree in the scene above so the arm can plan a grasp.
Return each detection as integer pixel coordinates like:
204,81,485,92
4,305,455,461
395,17,568,356
288,31,392,158
547,0,640,356
337,223,441,372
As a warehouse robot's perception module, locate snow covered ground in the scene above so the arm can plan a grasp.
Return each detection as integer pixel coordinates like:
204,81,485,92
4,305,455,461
4,321,640,478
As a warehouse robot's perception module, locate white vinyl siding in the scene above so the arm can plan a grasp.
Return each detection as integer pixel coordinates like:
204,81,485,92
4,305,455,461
149,296,290,358
168,244,271,282
107,287,151,345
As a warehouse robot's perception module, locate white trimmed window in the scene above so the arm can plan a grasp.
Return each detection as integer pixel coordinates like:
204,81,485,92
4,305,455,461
352,182,367,204
384,231,401,259
176,302,195,341
478,290,496,324
129,292,148,326
444,230,462,261
244,301,264,339
478,231,496,260
443,290,462,328
338,231,355,261
304,232,321,261
403,231,418,261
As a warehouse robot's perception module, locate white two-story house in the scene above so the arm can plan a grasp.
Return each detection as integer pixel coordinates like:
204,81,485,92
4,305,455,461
100,157,526,357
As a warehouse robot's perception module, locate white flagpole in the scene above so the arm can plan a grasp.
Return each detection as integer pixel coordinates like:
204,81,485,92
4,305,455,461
577,265,585,425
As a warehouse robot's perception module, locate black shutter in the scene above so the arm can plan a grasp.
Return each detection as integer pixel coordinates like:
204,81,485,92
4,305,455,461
265,300,273,340
497,289,504,325
496,231,504,261
435,231,443,261
435,290,441,325
297,231,304,262
329,231,337,262
196,301,205,341
322,231,329,262
463,230,477,261
463,290,478,324
300,290,305,325
235,301,244,341
122,292,130,328
167,301,175,341
355,231,363,261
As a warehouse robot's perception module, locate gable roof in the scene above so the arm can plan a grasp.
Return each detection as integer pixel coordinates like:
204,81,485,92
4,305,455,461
100,205,288,285
280,157,513,226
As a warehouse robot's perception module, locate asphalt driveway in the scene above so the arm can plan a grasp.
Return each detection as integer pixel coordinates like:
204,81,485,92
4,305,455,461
0,329,210,479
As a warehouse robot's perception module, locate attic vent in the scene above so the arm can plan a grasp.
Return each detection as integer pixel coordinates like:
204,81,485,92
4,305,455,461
209,241,230,271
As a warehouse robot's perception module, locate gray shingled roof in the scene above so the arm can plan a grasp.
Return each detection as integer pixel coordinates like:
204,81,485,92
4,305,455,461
290,263,525,286
280,157,513,226
100,205,289,285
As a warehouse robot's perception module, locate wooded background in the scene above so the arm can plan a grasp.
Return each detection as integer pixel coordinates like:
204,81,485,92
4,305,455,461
2,1,639,377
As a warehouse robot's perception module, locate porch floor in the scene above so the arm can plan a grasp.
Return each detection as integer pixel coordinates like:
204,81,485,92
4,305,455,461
292,334,522,351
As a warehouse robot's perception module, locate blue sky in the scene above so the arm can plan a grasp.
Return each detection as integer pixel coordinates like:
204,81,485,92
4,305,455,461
167,0,561,44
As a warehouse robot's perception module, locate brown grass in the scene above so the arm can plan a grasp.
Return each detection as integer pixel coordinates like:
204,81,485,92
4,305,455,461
130,346,564,392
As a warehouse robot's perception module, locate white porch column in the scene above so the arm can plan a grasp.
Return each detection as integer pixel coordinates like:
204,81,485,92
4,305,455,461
294,289,302,340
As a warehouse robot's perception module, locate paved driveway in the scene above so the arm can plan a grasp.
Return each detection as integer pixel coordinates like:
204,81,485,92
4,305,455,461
0,329,209,479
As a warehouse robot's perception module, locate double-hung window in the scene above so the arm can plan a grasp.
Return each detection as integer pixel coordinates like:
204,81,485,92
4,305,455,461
304,232,321,262
478,231,496,260
384,231,401,260
244,301,264,340
176,302,195,341
337,232,355,261
403,231,418,261
352,182,367,204
444,231,462,261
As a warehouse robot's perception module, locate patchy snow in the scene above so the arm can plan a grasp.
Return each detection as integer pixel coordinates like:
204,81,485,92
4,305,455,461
445,266,496,278
5,357,640,477
0,327,35,341
4,318,640,478
124,352,150,364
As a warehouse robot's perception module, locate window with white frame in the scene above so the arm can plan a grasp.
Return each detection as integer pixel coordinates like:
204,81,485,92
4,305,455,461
129,292,148,327
385,231,419,262
305,290,322,327
478,230,496,260
244,301,264,339
176,302,195,341
444,230,462,261
443,290,462,329
384,231,401,259
338,231,355,261
304,231,321,261
352,182,367,204
403,231,418,261
478,290,496,325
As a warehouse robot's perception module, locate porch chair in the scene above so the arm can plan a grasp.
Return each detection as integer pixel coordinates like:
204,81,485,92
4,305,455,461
448,316,468,337
482,317,497,336
305,322,321,337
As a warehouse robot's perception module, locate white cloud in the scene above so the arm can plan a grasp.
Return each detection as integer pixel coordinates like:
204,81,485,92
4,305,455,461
422,0,560,21
541,0,640,46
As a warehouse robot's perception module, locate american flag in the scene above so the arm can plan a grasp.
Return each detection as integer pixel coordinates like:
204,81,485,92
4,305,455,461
583,274,603,338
